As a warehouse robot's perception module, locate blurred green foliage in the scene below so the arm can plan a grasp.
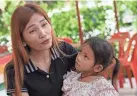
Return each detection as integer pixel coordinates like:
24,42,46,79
0,1,137,45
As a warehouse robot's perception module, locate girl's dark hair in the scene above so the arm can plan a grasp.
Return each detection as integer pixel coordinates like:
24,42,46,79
84,37,120,86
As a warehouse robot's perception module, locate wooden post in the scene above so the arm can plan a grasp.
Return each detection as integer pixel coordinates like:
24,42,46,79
76,1,83,44
113,0,120,32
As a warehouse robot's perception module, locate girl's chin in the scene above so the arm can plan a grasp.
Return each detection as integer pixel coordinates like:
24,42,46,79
76,70,82,73
75,67,82,73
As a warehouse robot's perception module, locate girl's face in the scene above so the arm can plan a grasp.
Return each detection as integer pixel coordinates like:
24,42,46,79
22,13,52,51
75,44,95,73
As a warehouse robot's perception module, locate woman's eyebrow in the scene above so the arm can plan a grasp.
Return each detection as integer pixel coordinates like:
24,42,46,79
26,24,36,31
39,18,46,23
26,19,46,31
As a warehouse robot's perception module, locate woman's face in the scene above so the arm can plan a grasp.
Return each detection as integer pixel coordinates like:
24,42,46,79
75,44,95,73
22,13,52,51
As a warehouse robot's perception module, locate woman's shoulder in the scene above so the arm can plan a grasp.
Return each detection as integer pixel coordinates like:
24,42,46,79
59,41,73,50
4,60,14,73
59,41,78,55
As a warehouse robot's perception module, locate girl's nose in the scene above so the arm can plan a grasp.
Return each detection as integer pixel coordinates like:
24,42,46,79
76,53,82,61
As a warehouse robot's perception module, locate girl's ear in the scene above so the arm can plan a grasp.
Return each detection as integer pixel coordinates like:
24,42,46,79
93,64,103,73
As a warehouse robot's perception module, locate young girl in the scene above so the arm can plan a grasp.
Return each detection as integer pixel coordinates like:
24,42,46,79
62,37,120,96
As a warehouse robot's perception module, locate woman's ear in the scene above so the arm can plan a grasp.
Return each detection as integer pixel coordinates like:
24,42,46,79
22,42,26,46
22,38,26,47
93,64,103,73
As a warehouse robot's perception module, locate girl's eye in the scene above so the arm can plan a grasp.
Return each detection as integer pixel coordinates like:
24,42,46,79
84,55,88,59
79,49,82,52
78,51,82,54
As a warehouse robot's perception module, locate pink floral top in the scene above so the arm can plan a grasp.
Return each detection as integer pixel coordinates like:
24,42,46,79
62,71,119,96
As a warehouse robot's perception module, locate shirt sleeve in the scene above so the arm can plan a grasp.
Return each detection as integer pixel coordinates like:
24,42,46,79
5,64,28,95
62,42,78,70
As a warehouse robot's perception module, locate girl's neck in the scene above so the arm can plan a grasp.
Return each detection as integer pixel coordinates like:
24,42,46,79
79,72,100,83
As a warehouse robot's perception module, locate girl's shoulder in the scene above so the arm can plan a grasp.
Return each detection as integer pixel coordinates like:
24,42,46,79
89,76,119,96
93,77,118,92
92,76,114,88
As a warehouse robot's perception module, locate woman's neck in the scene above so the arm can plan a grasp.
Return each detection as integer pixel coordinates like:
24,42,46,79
30,49,50,58
29,49,51,72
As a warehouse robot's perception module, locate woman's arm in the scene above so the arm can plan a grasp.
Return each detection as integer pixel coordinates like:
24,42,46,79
5,63,28,96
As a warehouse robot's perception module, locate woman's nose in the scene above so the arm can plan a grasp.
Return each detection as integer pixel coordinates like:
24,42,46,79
39,27,46,38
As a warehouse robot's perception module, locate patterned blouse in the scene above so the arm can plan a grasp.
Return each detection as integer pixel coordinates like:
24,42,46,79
62,71,119,96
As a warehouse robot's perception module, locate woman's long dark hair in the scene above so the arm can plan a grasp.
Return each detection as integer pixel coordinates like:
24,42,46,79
84,37,120,86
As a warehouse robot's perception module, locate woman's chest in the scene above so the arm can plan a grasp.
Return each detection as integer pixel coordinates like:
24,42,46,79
24,58,71,96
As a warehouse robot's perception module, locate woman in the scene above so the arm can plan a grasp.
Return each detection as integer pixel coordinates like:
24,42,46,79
4,3,77,96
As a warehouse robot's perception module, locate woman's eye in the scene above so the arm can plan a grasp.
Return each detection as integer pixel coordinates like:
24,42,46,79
29,30,35,33
42,23,47,27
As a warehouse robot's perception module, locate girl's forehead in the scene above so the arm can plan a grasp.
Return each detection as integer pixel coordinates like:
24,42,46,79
81,44,92,51
82,43,90,49
81,44,94,57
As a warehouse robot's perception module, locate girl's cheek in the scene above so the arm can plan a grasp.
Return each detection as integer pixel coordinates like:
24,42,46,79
77,54,82,61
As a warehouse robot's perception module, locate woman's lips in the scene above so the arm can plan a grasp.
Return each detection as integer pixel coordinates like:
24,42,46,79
41,38,50,44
